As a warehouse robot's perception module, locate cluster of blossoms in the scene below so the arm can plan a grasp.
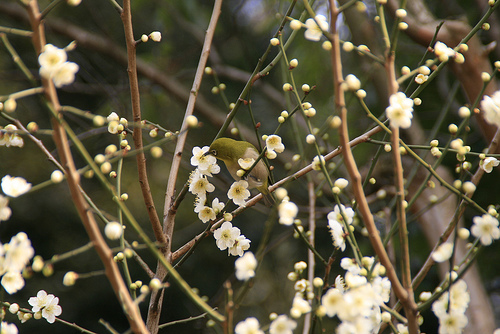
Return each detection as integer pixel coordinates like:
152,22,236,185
431,279,470,333
0,232,35,294
213,222,251,256
28,290,63,323
277,187,299,226
288,261,313,319
90,114,133,177
288,15,329,42
1,175,32,198
327,204,355,252
189,136,283,209
385,92,414,129
106,112,129,136
433,41,458,62
189,146,223,210
432,212,499,272
234,251,257,281
38,44,79,88
278,200,299,226
189,147,252,256
0,175,32,223
321,257,391,333
235,314,296,334
414,66,430,85
0,124,24,148
235,262,300,333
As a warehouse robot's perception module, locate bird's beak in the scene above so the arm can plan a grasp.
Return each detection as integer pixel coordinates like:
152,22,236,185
203,151,212,157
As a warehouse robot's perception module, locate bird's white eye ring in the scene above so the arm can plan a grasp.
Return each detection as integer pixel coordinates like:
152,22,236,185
211,150,217,156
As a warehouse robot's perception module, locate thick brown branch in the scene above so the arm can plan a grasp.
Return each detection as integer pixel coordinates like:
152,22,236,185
25,1,147,333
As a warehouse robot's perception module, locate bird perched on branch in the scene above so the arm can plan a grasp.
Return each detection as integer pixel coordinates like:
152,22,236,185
208,137,275,206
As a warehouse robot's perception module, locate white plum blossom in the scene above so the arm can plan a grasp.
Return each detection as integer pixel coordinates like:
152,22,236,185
196,206,216,223
234,317,264,334
211,198,225,215
436,312,468,334
149,31,162,42
1,271,25,295
191,146,217,172
188,170,215,197
0,125,24,148
344,271,368,289
229,235,251,256
327,204,355,225
235,252,257,281
2,232,35,273
291,293,312,317
335,274,346,292
199,162,220,177
340,257,361,275
28,290,62,323
266,135,285,154
38,44,78,88
322,288,344,317
238,158,255,170
278,200,298,225
480,91,500,127
38,44,67,75
104,222,123,240
344,74,361,91
1,175,32,198
294,278,309,293
304,15,328,41
0,195,12,222
434,41,456,62
385,92,414,129
63,271,79,286
397,324,409,334
432,280,470,334
415,74,428,84
328,219,346,251
52,61,79,88
1,322,18,334
214,222,241,251
481,157,499,173
107,112,119,123
228,180,250,207
432,242,454,263
0,232,34,294
320,260,391,333
312,155,325,171
107,112,120,134
269,314,297,334
334,178,349,189
471,214,500,246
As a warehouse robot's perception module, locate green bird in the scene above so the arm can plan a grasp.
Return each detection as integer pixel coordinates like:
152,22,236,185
208,137,275,206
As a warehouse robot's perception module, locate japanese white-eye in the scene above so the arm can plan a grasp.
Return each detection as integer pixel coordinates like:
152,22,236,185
208,137,275,206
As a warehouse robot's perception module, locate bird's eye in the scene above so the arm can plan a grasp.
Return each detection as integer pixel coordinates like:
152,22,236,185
211,150,217,156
